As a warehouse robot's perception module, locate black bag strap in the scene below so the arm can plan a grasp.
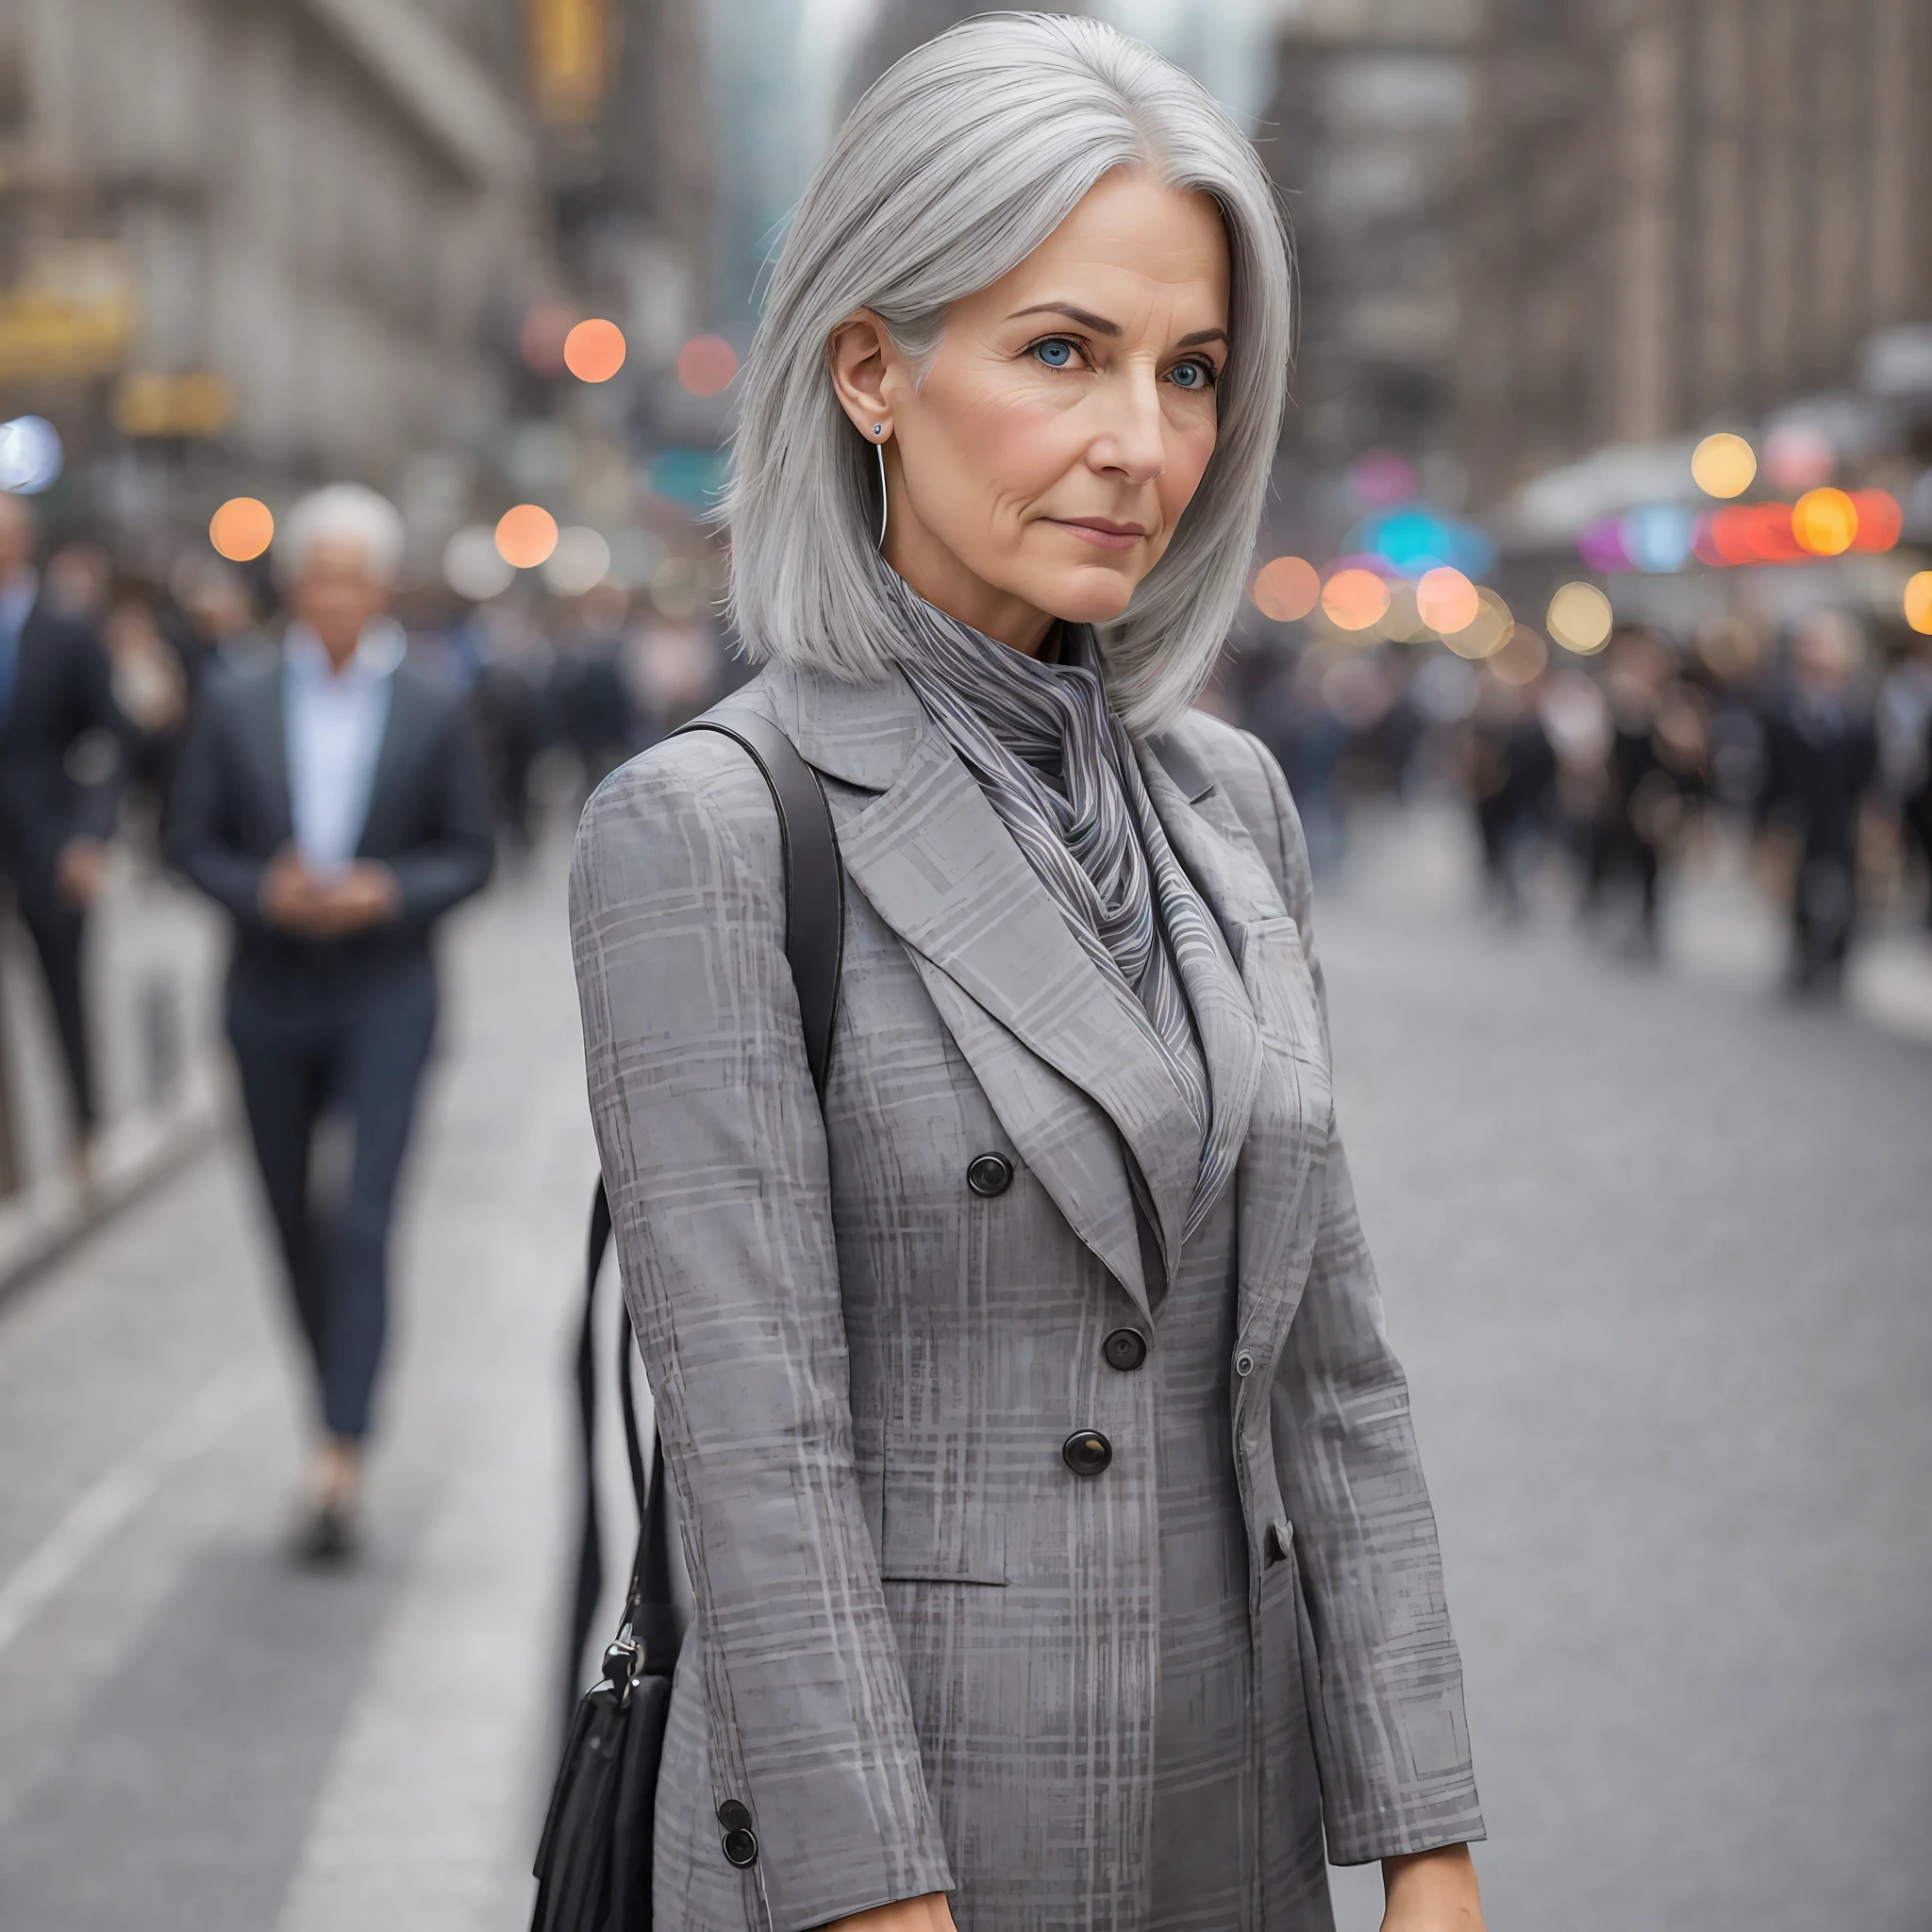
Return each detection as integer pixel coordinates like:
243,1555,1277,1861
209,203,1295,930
570,712,844,1707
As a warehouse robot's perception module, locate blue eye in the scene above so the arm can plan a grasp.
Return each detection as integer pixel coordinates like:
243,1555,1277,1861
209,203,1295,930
1032,338,1075,368
1171,358,1215,391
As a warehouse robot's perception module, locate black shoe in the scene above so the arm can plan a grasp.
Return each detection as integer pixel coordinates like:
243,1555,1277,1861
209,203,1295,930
290,1503,359,1569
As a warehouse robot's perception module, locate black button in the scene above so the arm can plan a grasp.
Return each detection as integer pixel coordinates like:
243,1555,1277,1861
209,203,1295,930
1062,1429,1112,1476
1103,1327,1147,1372
716,1799,752,1832
721,1825,759,1867
966,1153,1014,1197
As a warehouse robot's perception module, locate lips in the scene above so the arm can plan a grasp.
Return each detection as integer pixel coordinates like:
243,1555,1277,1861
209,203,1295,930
1050,517,1149,552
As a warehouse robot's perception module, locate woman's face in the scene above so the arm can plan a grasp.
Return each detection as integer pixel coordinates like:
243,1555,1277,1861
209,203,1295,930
829,167,1231,656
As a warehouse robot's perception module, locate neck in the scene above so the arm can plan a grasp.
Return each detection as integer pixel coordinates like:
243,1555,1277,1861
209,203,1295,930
308,623,364,675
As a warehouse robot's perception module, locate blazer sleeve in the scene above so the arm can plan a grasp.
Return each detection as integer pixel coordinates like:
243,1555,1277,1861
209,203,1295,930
164,681,273,929
1235,728,1487,1865
383,699,494,933
570,741,956,1932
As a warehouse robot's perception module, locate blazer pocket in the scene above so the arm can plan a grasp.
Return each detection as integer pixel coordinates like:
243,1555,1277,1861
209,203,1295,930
878,1434,1008,1586
1239,915,1325,1065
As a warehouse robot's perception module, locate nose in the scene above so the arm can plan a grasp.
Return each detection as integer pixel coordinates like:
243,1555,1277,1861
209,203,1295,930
1087,365,1166,486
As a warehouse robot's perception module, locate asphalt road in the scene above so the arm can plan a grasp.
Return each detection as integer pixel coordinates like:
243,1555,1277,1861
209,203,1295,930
0,811,1926,1931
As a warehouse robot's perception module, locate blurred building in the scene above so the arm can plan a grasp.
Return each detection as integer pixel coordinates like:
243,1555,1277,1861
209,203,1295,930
532,0,714,364
0,0,557,521
1453,0,1932,506
1258,0,1481,476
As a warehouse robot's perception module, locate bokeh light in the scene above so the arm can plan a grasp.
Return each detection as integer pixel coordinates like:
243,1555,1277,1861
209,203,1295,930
1415,566,1478,635
1347,449,1415,509
444,525,515,601
1690,432,1756,499
494,504,559,569
520,304,575,375
563,319,626,383
1320,567,1391,632
1762,423,1834,491
1489,625,1549,687
543,525,614,595
1790,487,1857,557
0,416,64,494
208,496,275,562
677,334,739,397
1441,588,1513,659
1906,573,1932,637
1546,581,1613,654
1252,556,1320,622
1847,489,1902,553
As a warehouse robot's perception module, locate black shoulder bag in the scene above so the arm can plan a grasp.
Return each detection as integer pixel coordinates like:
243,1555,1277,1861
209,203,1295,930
532,713,845,1932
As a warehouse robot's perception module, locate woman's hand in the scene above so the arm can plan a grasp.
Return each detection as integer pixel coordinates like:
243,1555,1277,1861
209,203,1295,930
1380,1843,1485,1931
824,1895,958,1932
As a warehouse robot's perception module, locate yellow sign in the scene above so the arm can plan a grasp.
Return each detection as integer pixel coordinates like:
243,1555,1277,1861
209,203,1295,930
0,243,139,383
530,0,608,125
114,372,235,439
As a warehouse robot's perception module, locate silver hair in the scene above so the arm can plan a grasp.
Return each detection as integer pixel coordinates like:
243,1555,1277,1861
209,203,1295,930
277,483,407,586
724,12,1293,736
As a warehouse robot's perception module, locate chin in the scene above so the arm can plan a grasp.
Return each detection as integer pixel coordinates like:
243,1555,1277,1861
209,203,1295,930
1041,567,1140,628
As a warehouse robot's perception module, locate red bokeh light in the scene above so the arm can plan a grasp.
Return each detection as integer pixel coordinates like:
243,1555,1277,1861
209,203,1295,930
521,304,575,375
677,335,739,398
1848,489,1902,553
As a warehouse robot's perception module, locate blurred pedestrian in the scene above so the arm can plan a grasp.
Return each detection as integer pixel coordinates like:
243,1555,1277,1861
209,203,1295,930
0,492,125,1161
1465,677,1556,920
550,580,641,796
1581,626,1695,957
1757,609,1878,995
1876,632,1932,927
168,484,493,1563
102,592,191,817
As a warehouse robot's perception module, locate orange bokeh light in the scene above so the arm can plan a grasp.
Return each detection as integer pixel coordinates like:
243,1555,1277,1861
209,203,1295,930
1791,487,1858,557
1321,567,1391,633
564,318,627,383
209,496,275,562
494,504,559,570
1906,573,1932,636
677,334,739,398
1252,556,1320,622
1415,566,1478,635
1847,489,1902,553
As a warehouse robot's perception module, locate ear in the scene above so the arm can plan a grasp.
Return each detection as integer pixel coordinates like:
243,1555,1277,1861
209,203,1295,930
826,309,899,441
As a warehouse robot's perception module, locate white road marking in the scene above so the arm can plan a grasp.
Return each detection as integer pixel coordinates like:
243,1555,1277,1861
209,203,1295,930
0,1364,262,1659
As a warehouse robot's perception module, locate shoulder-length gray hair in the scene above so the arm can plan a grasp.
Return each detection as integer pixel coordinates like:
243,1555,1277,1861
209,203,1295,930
724,11,1292,736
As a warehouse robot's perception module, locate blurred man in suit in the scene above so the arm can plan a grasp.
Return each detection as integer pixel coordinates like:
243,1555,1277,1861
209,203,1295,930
0,491,125,1158
170,485,493,1562
1758,608,1878,995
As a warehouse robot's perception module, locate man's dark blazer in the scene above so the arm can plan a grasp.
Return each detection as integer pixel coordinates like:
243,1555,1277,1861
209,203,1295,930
166,645,495,991
0,593,125,908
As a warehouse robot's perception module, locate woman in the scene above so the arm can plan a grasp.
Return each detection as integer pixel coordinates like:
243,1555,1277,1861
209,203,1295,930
572,18,1485,1931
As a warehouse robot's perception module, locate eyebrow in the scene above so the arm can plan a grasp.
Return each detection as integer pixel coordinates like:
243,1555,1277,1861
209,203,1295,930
1008,304,1229,353
1009,302,1121,336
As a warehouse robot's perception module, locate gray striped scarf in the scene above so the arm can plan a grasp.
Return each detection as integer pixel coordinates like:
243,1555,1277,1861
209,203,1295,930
887,572,1246,1244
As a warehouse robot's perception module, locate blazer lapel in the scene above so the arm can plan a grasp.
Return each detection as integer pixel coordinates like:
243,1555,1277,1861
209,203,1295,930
837,724,1201,1303
243,660,295,848
356,667,421,857
1136,741,1328,1348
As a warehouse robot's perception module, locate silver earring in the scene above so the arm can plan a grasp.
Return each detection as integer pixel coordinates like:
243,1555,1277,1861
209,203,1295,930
872,423,883,437
874,440,889,548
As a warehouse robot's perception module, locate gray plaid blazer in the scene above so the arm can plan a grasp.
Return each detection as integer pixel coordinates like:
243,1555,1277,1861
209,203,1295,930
570,663,1482,1932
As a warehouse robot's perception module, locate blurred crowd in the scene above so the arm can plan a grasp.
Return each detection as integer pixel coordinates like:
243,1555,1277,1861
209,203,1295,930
1226,607,1932,997
0,489,737,1169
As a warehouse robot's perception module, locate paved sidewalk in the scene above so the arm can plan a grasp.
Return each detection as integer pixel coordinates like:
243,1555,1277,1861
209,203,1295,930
0,846,594,1932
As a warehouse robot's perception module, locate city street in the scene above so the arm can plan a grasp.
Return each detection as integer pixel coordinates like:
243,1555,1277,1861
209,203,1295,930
0,815,1927,1932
